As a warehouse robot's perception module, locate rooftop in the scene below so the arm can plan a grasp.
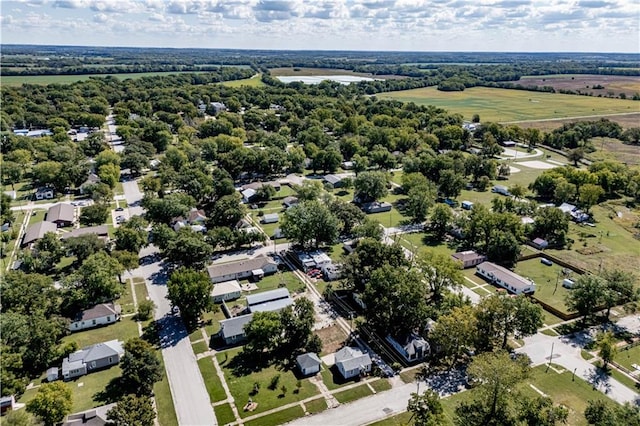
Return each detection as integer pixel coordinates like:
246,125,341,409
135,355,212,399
47,203,75,223
220,314,253,339
211,280,242,297
207,256,277,280
72,303,121,323
477,262,534,291
22,221,57,245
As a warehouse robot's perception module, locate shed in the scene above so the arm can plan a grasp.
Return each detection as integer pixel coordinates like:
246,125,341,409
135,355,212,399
323,174,344,188
262,213,279,224
531,238,549,249
461,201,474,210
451,250,486,269
492,185,511,196
246,288,293,313
47,367,59,382
296,353,322,376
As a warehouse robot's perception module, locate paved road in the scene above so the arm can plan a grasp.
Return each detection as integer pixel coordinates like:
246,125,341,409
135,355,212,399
517,332,639,405
126,174,216,425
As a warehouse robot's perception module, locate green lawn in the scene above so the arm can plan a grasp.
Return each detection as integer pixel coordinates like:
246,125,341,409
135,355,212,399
514,258,575,315
133,281,149,305
320,365,361,390
333,383,374,404
216,348,319,418
154,355,179,426
201,309,227,338
192,340,210,355
305,397,328,414
370,378,392,393
28,209,46,225
0,71,229,86
220,75,265,88
214,403,237,425
376,86,640,122
62,317,139,349
66,365,122,412
615,344,640,371
243,405,305,426
244,271,305,295
198,357,228,403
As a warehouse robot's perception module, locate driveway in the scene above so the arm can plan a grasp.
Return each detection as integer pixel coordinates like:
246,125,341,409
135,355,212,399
134,245,217,426
517,332,639,405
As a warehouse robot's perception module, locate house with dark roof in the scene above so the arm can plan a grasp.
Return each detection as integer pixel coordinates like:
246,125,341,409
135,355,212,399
451,250,486,269
530,238,549,250
476,262,535,295
69,303,121,332
60,225,109,241
35,186,55,200
22,221,57,246
334,346,372,379
386,334,430,363
62,403,116,426
218,314,253,345
296,353,321,376
246,288,292,313
261,213,279,224
62,340,124,380
282,196,299,208
47,203,75,227
323,174,344,188
79,173,100,195
361,201,392,214
207,256,278,283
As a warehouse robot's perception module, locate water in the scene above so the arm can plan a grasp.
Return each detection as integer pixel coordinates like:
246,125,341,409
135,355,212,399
276,75,377,85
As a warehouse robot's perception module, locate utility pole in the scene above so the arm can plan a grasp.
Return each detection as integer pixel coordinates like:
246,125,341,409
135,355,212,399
546,342,555,373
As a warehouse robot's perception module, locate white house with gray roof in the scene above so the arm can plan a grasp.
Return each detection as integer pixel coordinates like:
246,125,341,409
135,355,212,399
334,346,372,379
69,303,121,332
207,256,278,283
62,340,124,380
218,314,253,345
476,262,535,295
211,280,242,303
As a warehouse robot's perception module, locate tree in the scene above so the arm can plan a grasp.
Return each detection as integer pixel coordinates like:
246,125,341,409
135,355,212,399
438,169,464,200
407,389,445,426
601,269,637,319
121,152,149,177
80,203,109,226
497,163,511,179
454,351,530,426
429,204,454,240
121,338,163,396
64,233,106,263
568,148,585,167
137,300,156,321
579,183,604,213
342,238,409,292
163,228,213,268
23,232,63,273
107,394,155,426
1,161,23,189
486,230,520,268
255,184,276,202
115,225,148,254
281,200,339,248
244,311,283,361
293,180,323,201
205,193,245,227
0,271,58,316
565,275,607,323
517,395,569,426
532,206,569,247
475,294,543,351
27,382,72,426
64,251,124,310
330,199,365,235
354,171,388,203
585,401,640,426
280,297,317,357
509,184,527,199
167,267,213,329
406,183,436,223
84,182,114,204
430,305,477,365
554,179,577,204
354,218,383,241
596,331,617,370
98,163,120,189
363,265,430,337
111,250,140,275
3,409,36,426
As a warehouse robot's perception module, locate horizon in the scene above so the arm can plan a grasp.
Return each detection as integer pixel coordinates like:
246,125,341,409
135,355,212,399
1,0,638,54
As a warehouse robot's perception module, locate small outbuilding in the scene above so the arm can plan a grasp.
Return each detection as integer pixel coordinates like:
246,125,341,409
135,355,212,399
531,238,549,250
461,201,474,210
451,250,487,269
323,174,344,188
261,213,279,224
296,353,322,376
491,185,511,196
47,367,59,382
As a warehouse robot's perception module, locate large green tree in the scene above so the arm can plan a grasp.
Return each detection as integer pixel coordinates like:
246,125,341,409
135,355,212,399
106,394,155,426
354,171,388,203
407,389,445,426
163,228,213,268
281,199,339,248
167,267,213,329
121,338,163,396
565,275,607,323
27,382,72,426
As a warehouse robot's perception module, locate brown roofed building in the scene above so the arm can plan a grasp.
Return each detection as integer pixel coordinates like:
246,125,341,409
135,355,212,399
47,203,75,227
451,250,487,269
61,225,109,240
22,221,57,246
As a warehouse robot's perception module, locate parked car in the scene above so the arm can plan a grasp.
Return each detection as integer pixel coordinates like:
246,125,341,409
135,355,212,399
116,215,126,223
541,258,553,266
115,207,124,211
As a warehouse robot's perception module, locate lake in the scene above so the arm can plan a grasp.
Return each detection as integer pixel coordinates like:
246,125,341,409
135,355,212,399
276,75,377,85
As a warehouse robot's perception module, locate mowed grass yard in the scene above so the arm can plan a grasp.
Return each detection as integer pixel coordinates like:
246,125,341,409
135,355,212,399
220,75,264,87
514,258,576,315
376,87,640,122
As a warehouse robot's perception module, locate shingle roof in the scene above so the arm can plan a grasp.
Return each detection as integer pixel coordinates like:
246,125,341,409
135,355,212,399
82,340,124,363
47,203,75,223
335,346,371,372
61,225,109,240
452,250,484,263
477,262,534,292
207,256,277,280
324,174,342,184
211,280,242,297
72,303,120,322
246,288,290,306
296,353,321,369
220,314,253,339
22,221,57,245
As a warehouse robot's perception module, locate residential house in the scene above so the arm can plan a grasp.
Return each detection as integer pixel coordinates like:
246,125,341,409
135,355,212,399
361,201,392,214
61,225,109,241
79,173,100,194
557,202,589,223
35,187,55,200
210,101,227,114
342,161,354,170
322,264,342,281
261,213,279,224
476,262,535,295
22,221,57,246
241,188,257,204
211,280,242,303
187,208,207,224
282,196,299,209
62,340,124,380
491,185,511,196
207,256,279,283
334,346,372,379
69,303,121,332
46,203,75,227
218,314,253,345
246,288,293,313
0,396,24,416
531,238,549,250
296,353,322,376
386,334,430,363
310,251,332,268
323,174,344,188
62,403,116,426
242,181,281,192
451,250,487,269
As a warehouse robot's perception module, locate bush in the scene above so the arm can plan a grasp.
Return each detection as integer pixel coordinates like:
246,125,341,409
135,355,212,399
268,374,281,390
137,300,156,321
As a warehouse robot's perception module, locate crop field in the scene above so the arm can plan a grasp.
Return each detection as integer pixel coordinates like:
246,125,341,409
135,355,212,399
518,74,640,98
376,87,640,122
515,112,640,131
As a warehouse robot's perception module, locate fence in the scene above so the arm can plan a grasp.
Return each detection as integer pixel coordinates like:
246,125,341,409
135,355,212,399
518,251,588,275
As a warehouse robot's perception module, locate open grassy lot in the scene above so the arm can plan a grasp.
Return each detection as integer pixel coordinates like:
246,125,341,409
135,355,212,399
333,383,374,403
615,344,640,371
244,405,305,426
214,403,237,425
215,347,319,418
514,258,576,315
305,397,328,414
517,74,640,98
67,365,122,412
242,270,306,295
587,137,640,166
376,86,639,122
370,378,392,393
62,317,139,349
221,75,264,87
516,112,640,131
198,357,228,403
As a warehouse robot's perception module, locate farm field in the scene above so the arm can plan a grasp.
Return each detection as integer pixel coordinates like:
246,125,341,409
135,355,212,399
517,74,640,98
587,137,640,166
375,86,640,122
513,112,640,131
221,75,265,87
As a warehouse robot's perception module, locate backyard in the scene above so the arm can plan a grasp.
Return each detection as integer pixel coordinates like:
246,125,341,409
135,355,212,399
514,257,577,315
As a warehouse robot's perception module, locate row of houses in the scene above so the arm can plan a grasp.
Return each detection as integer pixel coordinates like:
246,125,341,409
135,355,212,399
22,222,109,247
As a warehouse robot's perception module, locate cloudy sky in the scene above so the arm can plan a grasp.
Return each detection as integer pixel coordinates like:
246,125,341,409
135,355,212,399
1,0,638,52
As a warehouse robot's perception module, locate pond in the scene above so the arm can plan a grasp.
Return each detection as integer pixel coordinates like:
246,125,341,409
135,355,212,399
276,75,378,85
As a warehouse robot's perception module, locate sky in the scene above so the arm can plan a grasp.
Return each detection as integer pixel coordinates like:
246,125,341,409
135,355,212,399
1,0,639,53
